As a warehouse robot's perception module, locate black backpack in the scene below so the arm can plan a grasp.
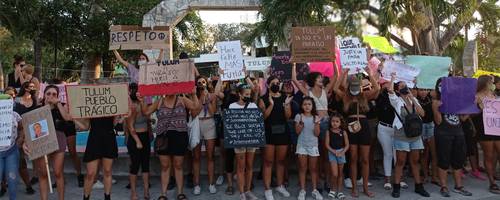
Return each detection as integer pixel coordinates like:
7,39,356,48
394,103,423,138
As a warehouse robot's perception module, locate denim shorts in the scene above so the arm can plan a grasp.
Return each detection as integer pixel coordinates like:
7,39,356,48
421,122,435,140
328,149,346,164
393,137,424,152
319,117,330,139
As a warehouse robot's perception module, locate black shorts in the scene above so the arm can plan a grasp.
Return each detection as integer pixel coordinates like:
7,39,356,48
347,117,371,145
435,128,466,170
64,121,77,137
265,133,291,146
155,130,188,156
83,130,118,162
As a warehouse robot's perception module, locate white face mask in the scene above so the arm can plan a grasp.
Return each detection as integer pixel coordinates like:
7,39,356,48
138,60,147,66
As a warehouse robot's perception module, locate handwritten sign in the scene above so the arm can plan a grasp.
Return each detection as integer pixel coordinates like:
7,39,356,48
138,59,195,96
483,98,500,136
0,99,13,147
109,25,169,50
66,84,129,118
291,26,336,62
244,57,271,71
217,40,245,81
340,48,368,74
270,51,309,81
22,105,58,160
406,56,451,89
339,37,362,49
223,108,265,148
439,77,480,114
382,61,421,88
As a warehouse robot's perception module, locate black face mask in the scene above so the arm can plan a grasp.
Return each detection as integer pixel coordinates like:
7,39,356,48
29,90,36,96
197,85,206,91
400,87,410,95
243,96,252,103
270,84,280,93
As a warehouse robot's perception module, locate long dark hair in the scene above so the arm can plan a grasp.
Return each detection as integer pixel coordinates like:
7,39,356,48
306,72,322,87
300,96,318,117
17,82,33,97
477,75,493,93
129,83,138,102
434,77,444,100
41,85,59,105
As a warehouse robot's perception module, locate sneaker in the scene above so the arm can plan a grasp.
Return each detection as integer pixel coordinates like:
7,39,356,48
193,185,201,195
93,180,104,189
78,174,85,188
453,186,472,196
297,190,306,200
337,192,346,200
440,187,451,197
240,193,247,200
25,186,35,195
344,178,353,189
216,175,224,186
384,182,392,190
245,191,259,200
328,190,337,198
275,185,290,197
400,181,408,189
414,183,430,197
264,189,274,200
312,189,323,200
357,178,373,187
471,170,487,180
209,184,217,194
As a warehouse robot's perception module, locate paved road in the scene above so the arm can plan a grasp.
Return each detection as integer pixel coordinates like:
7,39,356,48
3,172,500,200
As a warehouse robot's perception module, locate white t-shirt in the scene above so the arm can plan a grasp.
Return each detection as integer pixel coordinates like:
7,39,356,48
229,102,258,109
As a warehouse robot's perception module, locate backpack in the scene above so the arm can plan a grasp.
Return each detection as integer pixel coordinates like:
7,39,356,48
394,103,423,138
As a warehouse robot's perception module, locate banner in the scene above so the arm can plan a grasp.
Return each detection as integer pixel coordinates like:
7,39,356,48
38,82,78,103
66,84,129,119
0,99,13,147
362,35,398,54
439,77,480,114
291,26,336,63
406,55,451,89
21,105,58,160
109,25,169,50
270,51,309,81
462,40,478,78
483,98,500,136
309,62,336,78
223,108,265,148
381,61,421,88
138,59,195,96
244,57,271,71
340,48,368,74
216,40,245,81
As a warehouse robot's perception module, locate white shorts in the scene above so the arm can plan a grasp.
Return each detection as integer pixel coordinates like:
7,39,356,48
234,147,258,154
296,145,320,157
199,118,216,140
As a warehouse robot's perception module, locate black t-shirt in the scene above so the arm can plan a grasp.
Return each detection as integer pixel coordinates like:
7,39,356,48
375,89,395,124
13,98,38,115
262,93,287,134
417,94,434,123
7,72,22,89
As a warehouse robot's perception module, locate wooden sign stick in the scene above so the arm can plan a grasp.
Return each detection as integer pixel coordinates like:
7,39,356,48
44,155,53,193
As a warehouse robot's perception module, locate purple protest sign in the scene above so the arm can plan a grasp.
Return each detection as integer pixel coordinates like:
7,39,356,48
439,77,480,114
483,98,500,136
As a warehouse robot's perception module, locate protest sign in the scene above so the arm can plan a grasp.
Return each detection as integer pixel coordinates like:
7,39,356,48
0,99,13,147
362,35,399,54
270,51,308,81
381,61,421,88
406,55,451,89
291,26,336,63
309,62,338,78
216,40,245,81
21,105,58,160
138,59,195,96
340,48,368,74
66,84,129,118
439,77,480,114
339,37,362,49
244,57,271,71
38,82,78,103
483,98,500,136
109,25,169,50
462,40,478,78
223,108,265,148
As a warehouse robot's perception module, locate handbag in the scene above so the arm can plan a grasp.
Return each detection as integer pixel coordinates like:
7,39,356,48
348,103,362,133
187,116,201,150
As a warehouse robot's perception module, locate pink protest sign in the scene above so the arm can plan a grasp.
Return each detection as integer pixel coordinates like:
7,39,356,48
483,98,500,136
309,62,334,77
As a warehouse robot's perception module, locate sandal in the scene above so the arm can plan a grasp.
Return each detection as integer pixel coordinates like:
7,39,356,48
453,186,472,196
176,194,187,200
157,196,167,200
489,184,500,194
337,192,346,200
440,187,450,197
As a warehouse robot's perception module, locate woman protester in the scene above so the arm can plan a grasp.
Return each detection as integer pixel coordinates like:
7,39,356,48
6,55,24,90
113,49,163,83
19,64,40,97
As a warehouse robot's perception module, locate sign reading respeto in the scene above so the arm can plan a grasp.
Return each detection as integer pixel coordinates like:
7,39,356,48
109,25,169,50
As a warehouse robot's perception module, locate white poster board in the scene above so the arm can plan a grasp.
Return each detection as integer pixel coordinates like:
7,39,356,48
244,57,272,71
382,61,421,88
0,99,13,147
216,40,245,81
340,48,368,74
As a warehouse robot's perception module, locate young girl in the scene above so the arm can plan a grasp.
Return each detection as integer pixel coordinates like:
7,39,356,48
295,97,323,200
325,113,349,200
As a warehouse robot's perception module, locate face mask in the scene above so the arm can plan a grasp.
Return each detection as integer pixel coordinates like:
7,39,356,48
490,84,496,92
138,60,147,66
270,84,280,93
243,96,252,103
399,86,410,95
29,90,36,96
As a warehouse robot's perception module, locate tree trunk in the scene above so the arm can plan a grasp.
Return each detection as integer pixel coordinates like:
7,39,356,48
0,62,4,91
101,53,112,77
81,54,101,83
413,2,440,55
33,36,43,80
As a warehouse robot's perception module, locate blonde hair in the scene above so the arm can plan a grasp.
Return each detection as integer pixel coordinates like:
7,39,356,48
23,64,34,75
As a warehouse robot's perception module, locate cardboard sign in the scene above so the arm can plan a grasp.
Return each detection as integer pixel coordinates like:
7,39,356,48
439,77,480,114
66,84,129,118
406,55,451,89
483,98,500,136
462,40,478,78
340,48,368,74
382,61,421,88
339,37,362,49
216,40,245,81
223,108,265,148
21,105,58,160
244,57,271,71
38,82,78,103
138,59,195,96
0,99,13,147
270,51,309,81
109,25,169,50
291,26,336,62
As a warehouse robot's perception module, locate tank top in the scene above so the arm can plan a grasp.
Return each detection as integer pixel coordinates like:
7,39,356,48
132,102,148,130
329,129,345,149
156,97,187,134
51,106,66,131
436,113,462,133
262,94,287,134
309,89,328,111
346,101,368,116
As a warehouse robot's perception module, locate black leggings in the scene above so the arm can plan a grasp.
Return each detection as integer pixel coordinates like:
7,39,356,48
225,148,235,174
127,132,151,175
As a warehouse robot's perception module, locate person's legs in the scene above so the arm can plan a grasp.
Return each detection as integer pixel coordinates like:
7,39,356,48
235,152,246,194
349,144,359,197
263,144,275,190
84,160,100,198
102,158,114,196
394,151,407,184
158,155,171,196
206,139,216,186
35,157,50,200
18,149,32,191
309,156,319,190
428,137,439,182
128,141,141,200
225,145,235,190
192,144,201,188
51,152,66,200
244,152,256,192
480,141,495,185
275,145,288,187
4,147,19,200
338,164,345,193
298,155,308,191
409,150,422,184
360,145,373,196
173,155,185,195
67,135,82,177
377,124,394,184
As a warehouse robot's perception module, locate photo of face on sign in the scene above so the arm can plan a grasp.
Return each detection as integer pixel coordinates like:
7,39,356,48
29,120,49,141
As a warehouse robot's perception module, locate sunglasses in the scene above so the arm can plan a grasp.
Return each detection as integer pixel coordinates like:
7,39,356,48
20,64,26,67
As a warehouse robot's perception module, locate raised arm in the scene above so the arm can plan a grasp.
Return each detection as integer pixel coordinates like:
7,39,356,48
113,50,130,67
292,63,308,95
334,68,348,98
142,97,162,116
364,66,381,100
324,62,338,93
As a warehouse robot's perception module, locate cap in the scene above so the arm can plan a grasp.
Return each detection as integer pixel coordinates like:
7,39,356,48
348,75,361,96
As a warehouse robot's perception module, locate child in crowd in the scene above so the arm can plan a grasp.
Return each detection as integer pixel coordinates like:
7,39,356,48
325,112,349,200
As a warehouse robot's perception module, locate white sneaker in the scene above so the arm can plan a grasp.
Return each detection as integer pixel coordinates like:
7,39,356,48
357,178,373,187
297,190,306,200
209,184,217,194
193,185,201,195
312,189,323,200
275,185,290,197
216,175,224,185
400,181,408,189
245,191,259,200
264,189,274,200
240,193,247,200
92,180,104,189
344,178,353,189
